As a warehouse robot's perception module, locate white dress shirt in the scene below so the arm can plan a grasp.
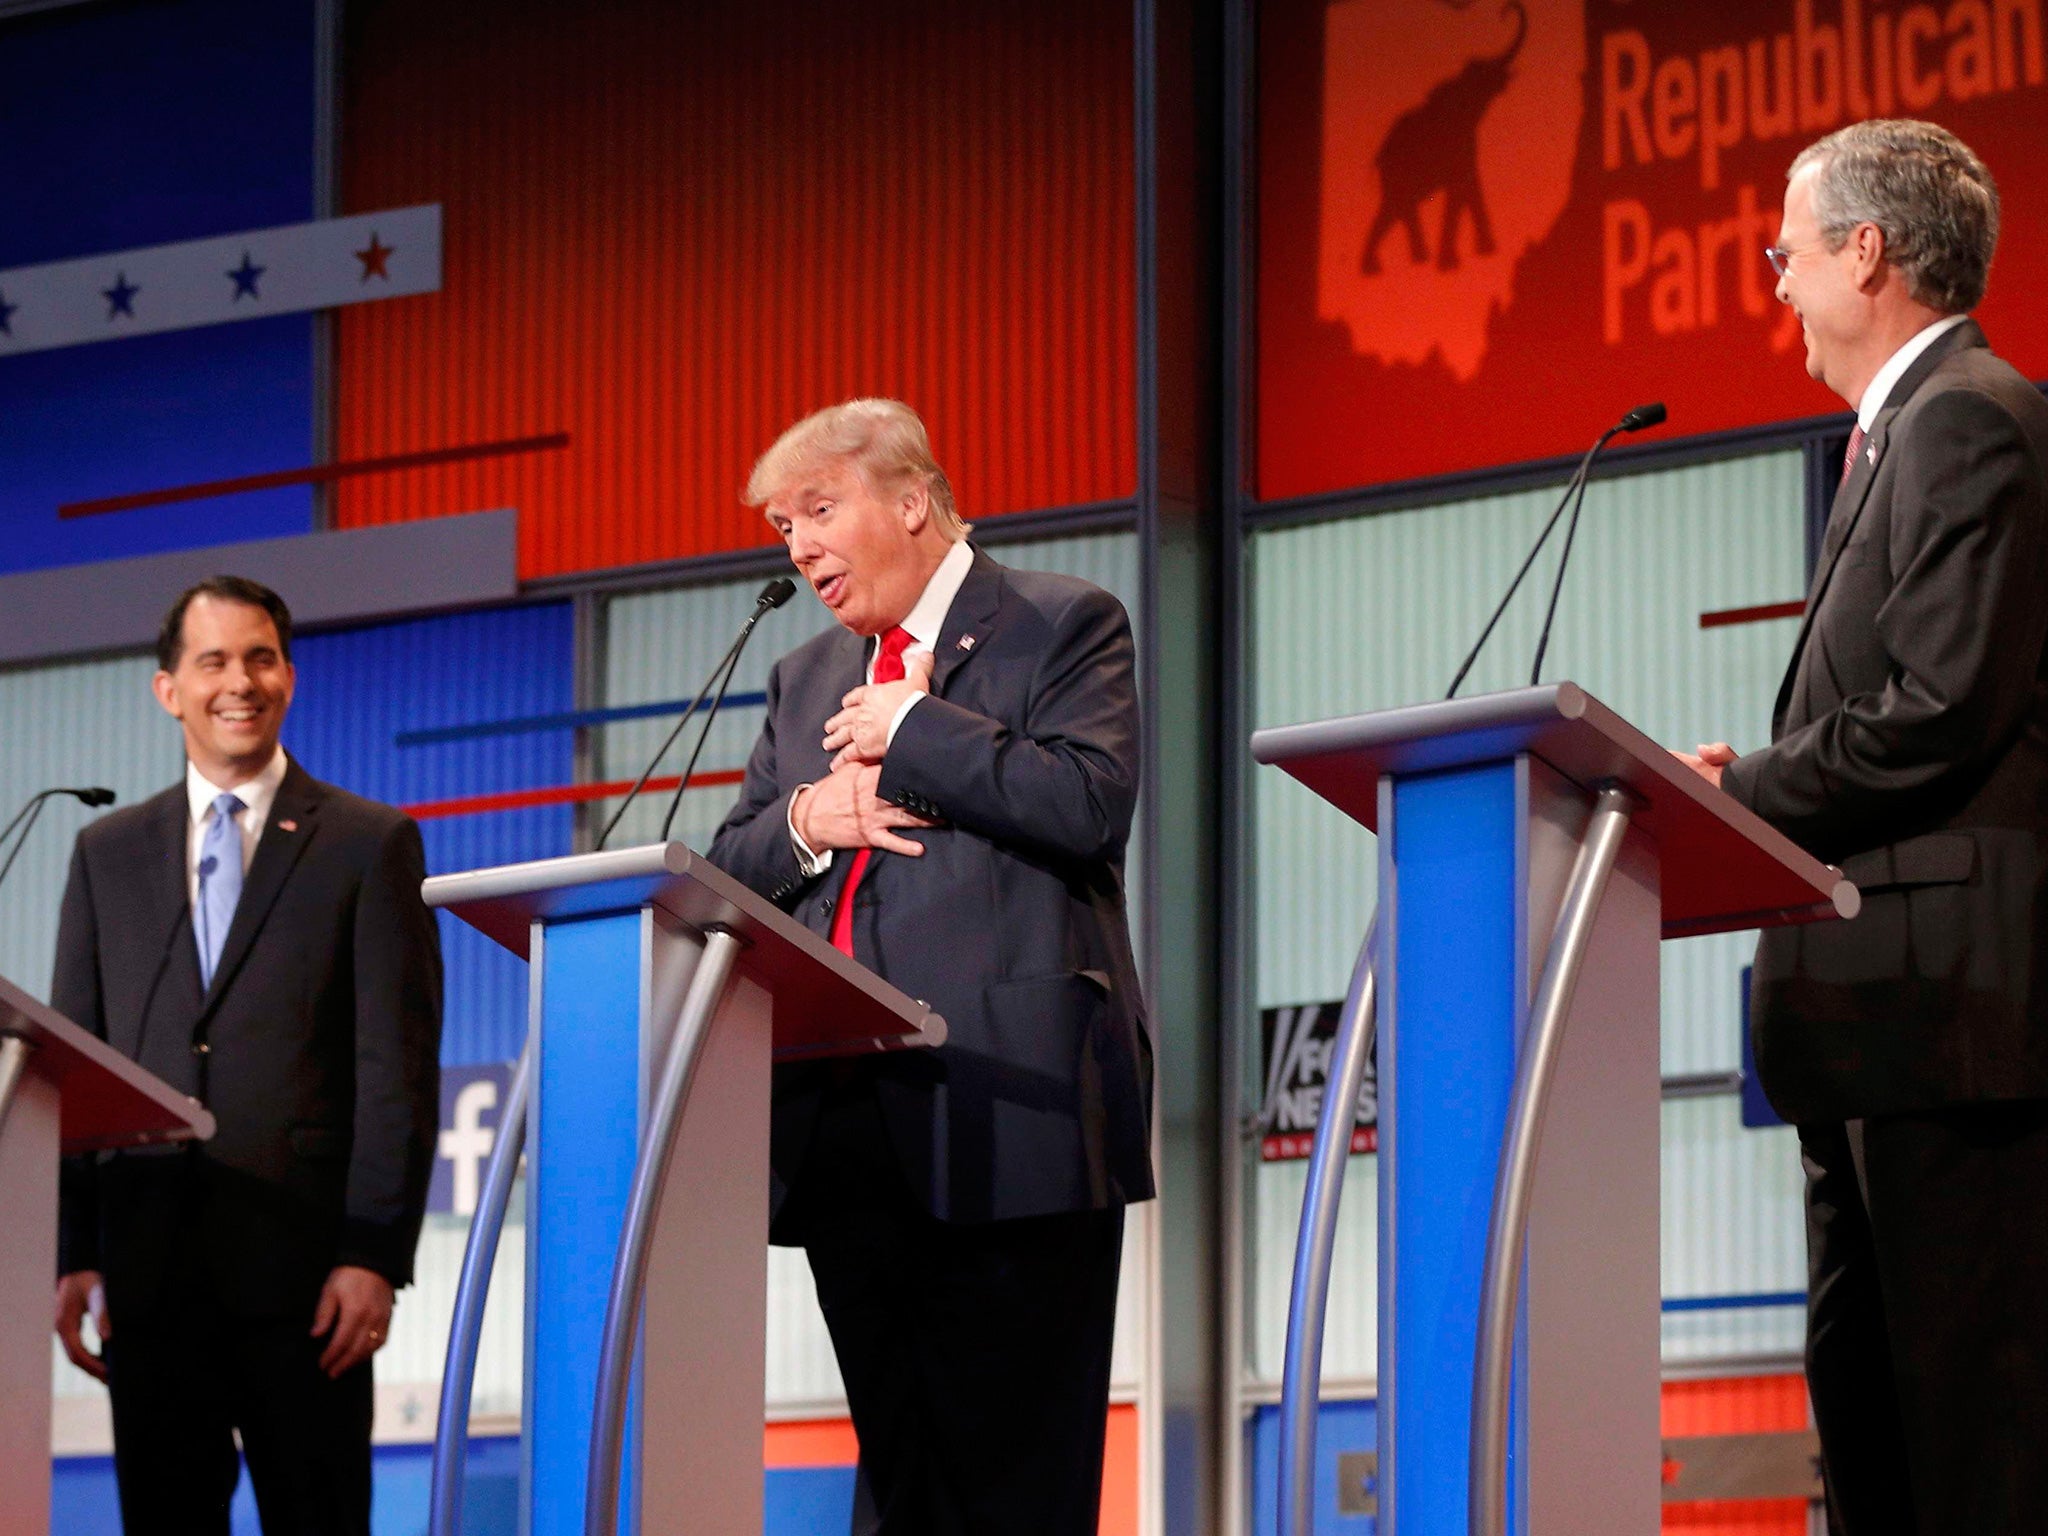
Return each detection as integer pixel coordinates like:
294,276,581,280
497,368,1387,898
184,747,289,906
1858,312,1970,430
789,538,975,876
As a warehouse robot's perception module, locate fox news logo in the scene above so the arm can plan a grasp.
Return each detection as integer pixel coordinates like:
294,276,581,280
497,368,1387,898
1257,1001,1378,1161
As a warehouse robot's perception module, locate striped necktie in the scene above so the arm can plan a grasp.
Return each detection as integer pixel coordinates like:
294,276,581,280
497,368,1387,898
1839,423,1867,489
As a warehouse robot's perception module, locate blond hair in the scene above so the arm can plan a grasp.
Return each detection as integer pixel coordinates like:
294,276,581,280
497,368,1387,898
744,398,967,539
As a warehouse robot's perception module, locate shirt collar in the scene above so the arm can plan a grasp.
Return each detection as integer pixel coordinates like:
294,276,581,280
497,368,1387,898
186,746,289,827
1858,313,1970,430
895,538,975,652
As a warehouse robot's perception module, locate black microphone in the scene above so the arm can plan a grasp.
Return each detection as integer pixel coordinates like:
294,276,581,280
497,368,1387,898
657,578,798,843
0,786,117,898
1444,404,1667,699
1527,402,1666,685
596,578,797,850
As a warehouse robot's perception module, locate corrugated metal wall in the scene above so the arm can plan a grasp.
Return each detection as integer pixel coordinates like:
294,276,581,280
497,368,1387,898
0,653,174,1002
335,0,1137,577
284,602,579,1067
1247,450,1808,1380
603,528,1147,1408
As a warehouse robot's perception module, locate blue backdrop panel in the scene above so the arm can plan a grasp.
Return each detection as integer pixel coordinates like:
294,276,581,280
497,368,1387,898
0,0,317,573
1250,1400,1380,1535
1381,764,1523,1534
283,602,577,1066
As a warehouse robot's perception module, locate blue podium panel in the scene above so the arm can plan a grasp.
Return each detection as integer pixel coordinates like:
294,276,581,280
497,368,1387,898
1379,764,1524,1535
529,912,647,1536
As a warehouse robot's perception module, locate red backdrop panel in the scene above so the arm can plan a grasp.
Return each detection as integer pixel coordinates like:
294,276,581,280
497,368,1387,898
1258,0,2048,502
336,0,1135,578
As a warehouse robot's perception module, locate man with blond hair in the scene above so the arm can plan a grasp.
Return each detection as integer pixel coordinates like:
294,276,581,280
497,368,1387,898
1678,121,2048,1532
711,399,1153,1534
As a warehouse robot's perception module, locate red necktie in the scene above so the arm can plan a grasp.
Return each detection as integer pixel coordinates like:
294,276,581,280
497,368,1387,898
830,625,915,955
1840,424,1867,489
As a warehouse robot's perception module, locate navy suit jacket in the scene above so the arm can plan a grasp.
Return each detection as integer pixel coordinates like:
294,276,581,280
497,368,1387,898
709,547,1155,1229
1725,321,2048,1122
53,756,443,1318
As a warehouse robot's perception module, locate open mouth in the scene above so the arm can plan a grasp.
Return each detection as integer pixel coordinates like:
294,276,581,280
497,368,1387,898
214,704,263,726
815,573,848,606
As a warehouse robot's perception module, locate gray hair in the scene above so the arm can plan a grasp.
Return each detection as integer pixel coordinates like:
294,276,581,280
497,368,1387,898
1789,119,1999,313
744,398,968,541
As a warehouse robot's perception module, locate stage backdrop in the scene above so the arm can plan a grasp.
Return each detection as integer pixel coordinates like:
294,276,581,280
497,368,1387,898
335,0,1136,579
1257,0,2048,501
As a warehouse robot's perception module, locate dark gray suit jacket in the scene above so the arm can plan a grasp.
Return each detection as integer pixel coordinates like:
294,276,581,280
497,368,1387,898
53,756,443,1318
709,547,1155,1228
1724,321,2048,1123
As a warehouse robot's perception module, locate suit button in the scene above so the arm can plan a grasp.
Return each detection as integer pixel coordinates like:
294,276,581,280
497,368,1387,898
820,898,834,913
192,1042,210,1056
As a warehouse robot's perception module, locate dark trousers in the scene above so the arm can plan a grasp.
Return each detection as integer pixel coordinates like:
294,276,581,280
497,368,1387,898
784,1080,1125,1536
1800,1103,2048,1536
104,1257,372,1536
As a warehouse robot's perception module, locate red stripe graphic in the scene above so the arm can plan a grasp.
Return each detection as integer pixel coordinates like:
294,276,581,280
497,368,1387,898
403,769,744,822
1699,600,1805,630
58,432,571,519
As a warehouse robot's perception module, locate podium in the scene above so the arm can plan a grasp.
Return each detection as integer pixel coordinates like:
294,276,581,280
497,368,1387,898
0,974,216,1536
420,843,943,1536
1250,685,1858,1536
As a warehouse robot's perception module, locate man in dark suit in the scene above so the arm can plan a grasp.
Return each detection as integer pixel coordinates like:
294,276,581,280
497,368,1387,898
709,399,1153,1535
1679,121,2048,1534
50,576,442,1535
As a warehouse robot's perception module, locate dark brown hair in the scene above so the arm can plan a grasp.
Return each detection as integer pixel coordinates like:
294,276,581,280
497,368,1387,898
156,576,294,672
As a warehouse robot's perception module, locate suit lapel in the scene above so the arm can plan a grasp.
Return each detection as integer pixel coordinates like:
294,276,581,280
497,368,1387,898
1771,320,1987,728
196,760,323,1022
144,787,191,939
133,787,204,1032
928,547,1004,697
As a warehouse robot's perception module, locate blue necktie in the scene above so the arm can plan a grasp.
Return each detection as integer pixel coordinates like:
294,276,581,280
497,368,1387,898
197,792,245,989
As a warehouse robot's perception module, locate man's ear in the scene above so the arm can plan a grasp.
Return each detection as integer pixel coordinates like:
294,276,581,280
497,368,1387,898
1851,221,1889,291
150,671,183,721
898,481,931,535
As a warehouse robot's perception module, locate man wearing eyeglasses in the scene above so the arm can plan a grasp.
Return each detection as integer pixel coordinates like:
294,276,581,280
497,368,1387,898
1676,121,2048,1535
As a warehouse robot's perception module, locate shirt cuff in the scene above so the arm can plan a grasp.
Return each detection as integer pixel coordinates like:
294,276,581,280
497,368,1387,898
787,784,833,878
885,692,925,747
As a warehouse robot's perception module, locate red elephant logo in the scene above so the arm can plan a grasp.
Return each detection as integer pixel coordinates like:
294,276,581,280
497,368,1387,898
1320,0,1585,379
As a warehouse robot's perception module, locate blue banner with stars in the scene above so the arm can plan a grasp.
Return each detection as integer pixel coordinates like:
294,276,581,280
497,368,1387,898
0,205,441,357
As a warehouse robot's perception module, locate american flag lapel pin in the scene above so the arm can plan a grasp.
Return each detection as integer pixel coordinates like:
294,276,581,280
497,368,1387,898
278,818,298,832
957,634,976,651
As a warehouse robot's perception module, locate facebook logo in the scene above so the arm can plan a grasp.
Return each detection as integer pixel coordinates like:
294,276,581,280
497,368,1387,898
429,1061,517,1217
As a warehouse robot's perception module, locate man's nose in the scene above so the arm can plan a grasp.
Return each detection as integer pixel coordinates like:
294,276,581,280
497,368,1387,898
1774,271,1791,305
787,524,822,563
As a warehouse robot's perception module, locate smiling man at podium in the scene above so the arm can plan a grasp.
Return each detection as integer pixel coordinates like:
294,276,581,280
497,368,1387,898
48,577,443,1536
1679,122,2048,1536
709,399,1154,1536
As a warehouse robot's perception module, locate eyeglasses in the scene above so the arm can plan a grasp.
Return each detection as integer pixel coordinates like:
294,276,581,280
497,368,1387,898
1765,238,1836,277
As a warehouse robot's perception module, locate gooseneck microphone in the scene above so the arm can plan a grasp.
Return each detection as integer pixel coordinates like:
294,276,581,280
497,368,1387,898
0,786,117,898
657,577,796,843
1527,402,1666,685
1444,403,1669,699
596,578,797,850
